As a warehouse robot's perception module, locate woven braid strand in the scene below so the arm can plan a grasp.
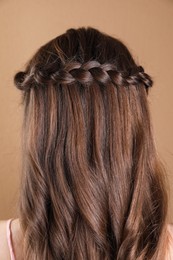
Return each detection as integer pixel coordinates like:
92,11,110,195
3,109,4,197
14,61,153,91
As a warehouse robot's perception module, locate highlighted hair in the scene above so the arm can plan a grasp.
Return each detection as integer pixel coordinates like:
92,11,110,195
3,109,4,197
14,27,168,259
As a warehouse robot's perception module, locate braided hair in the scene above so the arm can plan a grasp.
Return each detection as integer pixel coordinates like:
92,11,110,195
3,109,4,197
15,61,152,92
14,27,168,260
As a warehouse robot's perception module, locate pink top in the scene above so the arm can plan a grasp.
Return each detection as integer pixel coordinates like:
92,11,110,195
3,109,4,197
6,219,16,260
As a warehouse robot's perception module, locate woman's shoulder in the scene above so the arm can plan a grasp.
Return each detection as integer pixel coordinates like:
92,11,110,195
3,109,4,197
0,219,12,259
0,218,22,260
167,223,173,244
167,223,173,257
168,223,173,233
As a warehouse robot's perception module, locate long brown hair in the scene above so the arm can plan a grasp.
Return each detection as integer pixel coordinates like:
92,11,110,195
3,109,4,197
14,27,169,259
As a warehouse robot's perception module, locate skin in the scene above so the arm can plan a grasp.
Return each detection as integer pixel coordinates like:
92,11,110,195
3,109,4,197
0,218,23,260
0,219,172,259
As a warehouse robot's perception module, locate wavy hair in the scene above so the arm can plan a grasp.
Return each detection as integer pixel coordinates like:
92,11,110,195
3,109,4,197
14,27,169,259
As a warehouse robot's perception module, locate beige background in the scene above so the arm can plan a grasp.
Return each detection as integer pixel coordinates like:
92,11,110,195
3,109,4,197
0,0,173,222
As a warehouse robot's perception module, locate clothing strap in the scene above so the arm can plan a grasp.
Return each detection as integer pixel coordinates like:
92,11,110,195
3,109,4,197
6,218,16,260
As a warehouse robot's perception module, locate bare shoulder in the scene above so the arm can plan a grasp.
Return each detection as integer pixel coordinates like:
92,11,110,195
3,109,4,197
167,223,173,259
0,219,11,259
168,223,173,234
0,218,22,260
167,223,173,243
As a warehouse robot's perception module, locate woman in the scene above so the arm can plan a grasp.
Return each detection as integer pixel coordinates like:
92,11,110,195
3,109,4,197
0,27,173,259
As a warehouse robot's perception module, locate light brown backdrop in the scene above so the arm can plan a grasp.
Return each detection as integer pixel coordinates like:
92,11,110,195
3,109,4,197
0,0,173,222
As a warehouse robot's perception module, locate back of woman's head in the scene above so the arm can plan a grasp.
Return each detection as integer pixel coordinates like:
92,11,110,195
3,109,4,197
14,27,168,260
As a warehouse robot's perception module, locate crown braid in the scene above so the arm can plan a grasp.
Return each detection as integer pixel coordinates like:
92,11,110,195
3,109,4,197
14,60,153,91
